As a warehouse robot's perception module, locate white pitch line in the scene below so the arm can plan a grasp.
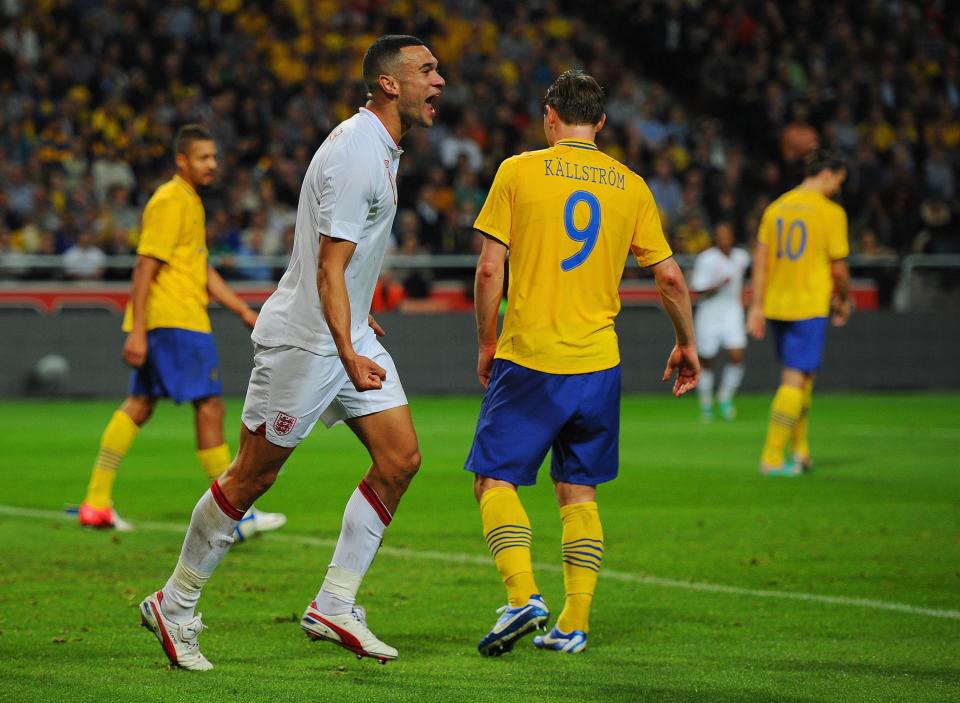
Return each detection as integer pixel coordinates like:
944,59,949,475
3,504,958,622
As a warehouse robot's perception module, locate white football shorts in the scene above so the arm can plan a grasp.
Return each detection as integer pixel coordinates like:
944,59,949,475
241,336,408,448
695,308,747,359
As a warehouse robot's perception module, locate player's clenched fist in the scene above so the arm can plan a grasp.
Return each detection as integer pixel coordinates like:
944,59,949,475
123,330,148,368
343,354,387,391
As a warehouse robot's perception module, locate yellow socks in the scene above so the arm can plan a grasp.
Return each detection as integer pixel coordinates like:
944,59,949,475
792,379,814,459
196,443,231,481
557,501,604,634
761,385,804,466
83,410,139,509
480,487,538,607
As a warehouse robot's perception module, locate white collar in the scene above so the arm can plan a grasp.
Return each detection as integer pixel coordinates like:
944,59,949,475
359,107,403,155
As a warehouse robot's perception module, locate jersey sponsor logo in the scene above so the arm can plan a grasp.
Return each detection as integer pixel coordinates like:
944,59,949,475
273,411,298,436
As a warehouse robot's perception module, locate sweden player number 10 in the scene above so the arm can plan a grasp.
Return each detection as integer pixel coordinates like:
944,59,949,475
561,190,602,271
775,217,807,260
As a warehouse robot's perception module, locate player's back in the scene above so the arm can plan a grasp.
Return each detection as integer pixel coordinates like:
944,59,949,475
758,188,848,321
479,139,670,374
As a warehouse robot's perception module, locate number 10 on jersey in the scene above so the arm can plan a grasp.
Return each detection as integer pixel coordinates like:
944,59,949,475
775,217,807,260
561,190,602,271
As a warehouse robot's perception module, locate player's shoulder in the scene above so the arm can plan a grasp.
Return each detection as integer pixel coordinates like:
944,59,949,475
146,179,185,209
816,194,846,218
694,246,719,262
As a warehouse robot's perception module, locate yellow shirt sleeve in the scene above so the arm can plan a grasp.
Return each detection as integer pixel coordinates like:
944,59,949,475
137,194,182,262
828,205,849,260
630,179,673,266
473,157,518,246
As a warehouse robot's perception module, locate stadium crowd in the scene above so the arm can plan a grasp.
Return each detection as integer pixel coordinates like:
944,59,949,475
0,0,958,296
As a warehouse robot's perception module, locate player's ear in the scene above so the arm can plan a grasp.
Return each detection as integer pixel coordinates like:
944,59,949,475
174,151,187,172
595,113,607,134
378,73,400,99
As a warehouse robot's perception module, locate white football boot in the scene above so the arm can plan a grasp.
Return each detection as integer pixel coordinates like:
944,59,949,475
139,591,213,671
301,600,397,663
233,506,287,542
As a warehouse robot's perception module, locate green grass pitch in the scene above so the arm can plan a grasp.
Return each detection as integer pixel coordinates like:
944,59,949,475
0,393,957,702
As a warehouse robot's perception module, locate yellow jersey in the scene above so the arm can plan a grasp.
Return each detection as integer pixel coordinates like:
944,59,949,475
474,138,672,374
122,175,211,333
757,188,849,321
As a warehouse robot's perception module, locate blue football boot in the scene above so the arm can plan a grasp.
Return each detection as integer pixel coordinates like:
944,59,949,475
533,625,587,654
477,594,549,656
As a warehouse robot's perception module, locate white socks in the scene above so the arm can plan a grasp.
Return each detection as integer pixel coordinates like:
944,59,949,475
698,369,715,412
314,480,392,615
718,363,745,403
160,482,240,623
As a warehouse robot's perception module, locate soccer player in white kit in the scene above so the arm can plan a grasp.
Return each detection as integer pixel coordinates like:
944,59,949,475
138,35,444,670
689,221,750,421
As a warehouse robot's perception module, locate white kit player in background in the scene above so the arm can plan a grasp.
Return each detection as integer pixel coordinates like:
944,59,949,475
689,221,750,422
138,35,444,670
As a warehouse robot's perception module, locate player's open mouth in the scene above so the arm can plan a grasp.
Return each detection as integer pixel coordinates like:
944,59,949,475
425,94,439,116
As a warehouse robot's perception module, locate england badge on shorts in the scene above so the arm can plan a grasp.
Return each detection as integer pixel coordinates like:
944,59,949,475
274,411,298,436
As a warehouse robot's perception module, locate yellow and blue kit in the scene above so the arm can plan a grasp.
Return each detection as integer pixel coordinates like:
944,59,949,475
125,175,221,402
466,138,672,485
758,187,849,371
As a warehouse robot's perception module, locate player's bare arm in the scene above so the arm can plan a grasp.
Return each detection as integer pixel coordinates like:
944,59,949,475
317,234,387,391
123,254,163,368
651,256,700,397
692,278,731,300
206,265,258,328
747,241,768,340
830,259,851,327
367,314,386,337
473,234,507,389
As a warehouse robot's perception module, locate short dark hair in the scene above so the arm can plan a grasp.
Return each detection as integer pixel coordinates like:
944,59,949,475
543,70,605,126
362,35,425,95
803,149,846,177
174,124,213,156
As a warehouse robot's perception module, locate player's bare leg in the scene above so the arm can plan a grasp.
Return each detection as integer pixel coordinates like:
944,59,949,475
304,406,420,663
140,425,293,670
194,396,287,538
697,357,716,422
717,347,745,421
79,394,156,529
532,481,601,654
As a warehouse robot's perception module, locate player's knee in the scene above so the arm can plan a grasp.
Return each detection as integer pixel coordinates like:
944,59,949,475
381,446,420,488
398,447,421,483
196,396,225,423
123,397,155,425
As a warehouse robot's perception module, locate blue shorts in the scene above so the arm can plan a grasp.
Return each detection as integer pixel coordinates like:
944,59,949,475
465,360,621,486
770,317,828,373
129,328,222,403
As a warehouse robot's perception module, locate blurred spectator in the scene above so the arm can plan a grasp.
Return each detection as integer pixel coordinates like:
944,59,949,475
673,214,711,255
914,198,959,254
62,231,106,280
0,0,955,301
91,145,136,204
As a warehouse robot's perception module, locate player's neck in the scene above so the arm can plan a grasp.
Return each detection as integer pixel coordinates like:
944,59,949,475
552,126,597,145
365,100,404,145
798,176,830,197
175,172,199,194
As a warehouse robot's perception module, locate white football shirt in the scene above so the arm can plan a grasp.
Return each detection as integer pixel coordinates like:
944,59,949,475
690,246,750,319
252,108,402,356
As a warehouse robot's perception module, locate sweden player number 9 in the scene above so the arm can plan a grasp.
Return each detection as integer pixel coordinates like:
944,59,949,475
561,190,602,271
